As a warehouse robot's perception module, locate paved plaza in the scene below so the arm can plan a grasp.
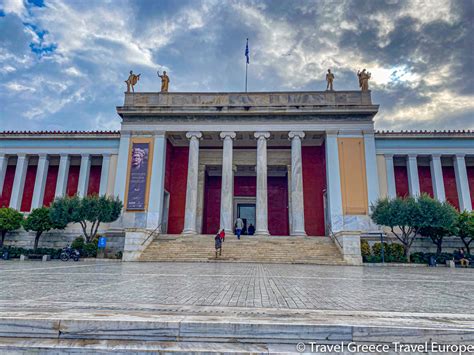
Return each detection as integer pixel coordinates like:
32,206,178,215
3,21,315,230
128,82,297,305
1,261,473,314
1,261,474,353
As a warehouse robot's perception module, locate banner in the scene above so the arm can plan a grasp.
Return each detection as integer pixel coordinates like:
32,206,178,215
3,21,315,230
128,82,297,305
126,142,150,210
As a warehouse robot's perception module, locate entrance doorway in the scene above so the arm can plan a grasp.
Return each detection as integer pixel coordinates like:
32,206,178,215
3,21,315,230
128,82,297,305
237,203,256,235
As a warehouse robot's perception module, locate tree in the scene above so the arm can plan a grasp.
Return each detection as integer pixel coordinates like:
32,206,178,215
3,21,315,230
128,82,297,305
416,195,458,256
371,196,424,261
22,207,65,251
455,211,474,255
50,195,122,243
0,207,23,247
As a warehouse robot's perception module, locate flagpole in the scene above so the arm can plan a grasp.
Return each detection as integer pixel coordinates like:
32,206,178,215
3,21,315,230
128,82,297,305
245,61,248,92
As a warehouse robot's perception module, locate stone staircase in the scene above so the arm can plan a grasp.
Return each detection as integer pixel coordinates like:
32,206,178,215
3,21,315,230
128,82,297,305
138,234,347,265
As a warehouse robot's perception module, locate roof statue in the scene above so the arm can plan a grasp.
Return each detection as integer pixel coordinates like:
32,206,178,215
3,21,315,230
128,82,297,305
357,69,371,91
125,70,140,93
157,71,170,92
326,69,334,91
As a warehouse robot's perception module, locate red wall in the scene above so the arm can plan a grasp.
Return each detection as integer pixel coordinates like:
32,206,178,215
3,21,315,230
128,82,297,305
268,176,289,235
66,166,80,196
166,145,188,234
20,165,37,212
87,165,102,196
443,166,460,210
302,146,326,236
394,165,409,197
234,176,256,197
418,166,434,197
203,174,221,234
43,165,58,207
467,167,474,205
0,165,16,207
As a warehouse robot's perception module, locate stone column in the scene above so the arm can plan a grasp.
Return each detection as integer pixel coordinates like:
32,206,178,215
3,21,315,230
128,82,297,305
407,154,420,196
363,130,380,207
384,154,396,198
183,131,202,235
55,154,70,198
287,164,293,235
99,154,111,196
196,164,206,234
219,131,236,234
0,154,7,194
453,154,472,211
9,154,28,210
254,131,270,236
31,154,49,209
326,131,343,233
114,132,131,201
77,154,91,198
147,131,167,230
430,154,446,202
288,131,306,236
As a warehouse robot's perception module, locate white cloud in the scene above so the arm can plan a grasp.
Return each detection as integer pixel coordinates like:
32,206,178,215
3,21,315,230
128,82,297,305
1,0,26,17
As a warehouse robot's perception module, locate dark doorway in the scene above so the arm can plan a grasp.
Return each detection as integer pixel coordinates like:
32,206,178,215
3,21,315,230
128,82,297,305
237,203,256,235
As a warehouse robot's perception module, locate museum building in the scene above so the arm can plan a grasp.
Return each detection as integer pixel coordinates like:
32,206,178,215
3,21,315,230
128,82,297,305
1,90,473,263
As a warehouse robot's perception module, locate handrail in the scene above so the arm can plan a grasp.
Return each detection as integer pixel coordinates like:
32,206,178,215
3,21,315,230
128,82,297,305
141,223,162,246
326,223,343,250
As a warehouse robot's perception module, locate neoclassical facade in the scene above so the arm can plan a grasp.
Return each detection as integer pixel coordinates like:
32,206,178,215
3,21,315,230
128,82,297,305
1,90,473,262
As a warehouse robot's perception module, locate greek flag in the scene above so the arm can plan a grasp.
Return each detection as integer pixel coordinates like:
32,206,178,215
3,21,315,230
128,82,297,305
245,38,249,64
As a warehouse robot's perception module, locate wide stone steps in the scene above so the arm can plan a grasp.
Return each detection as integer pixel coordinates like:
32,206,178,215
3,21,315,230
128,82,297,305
139,235,347,264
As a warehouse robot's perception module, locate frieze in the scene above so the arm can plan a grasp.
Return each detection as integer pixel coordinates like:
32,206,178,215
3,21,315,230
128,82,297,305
123,91,373,108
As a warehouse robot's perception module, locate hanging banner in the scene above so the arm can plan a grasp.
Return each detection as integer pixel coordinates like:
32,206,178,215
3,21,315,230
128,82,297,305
126,142,150,210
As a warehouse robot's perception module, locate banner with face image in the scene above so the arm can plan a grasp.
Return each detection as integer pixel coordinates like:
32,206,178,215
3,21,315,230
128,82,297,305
126,142,150,210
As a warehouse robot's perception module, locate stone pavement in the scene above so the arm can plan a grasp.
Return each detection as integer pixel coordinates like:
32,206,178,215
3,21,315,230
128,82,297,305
0,261,473,314
0,261,473,353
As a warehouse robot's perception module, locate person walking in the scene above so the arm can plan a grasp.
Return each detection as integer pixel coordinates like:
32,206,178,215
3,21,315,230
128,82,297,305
219,229,225,242
215,232,222,258
235,217,244,240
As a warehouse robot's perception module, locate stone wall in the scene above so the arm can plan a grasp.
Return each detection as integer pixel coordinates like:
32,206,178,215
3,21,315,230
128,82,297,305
363,235,467,254
3,225,125,258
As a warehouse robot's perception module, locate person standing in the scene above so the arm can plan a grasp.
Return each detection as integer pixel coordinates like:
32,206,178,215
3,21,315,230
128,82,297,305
235,217,244,240
214,233,222,258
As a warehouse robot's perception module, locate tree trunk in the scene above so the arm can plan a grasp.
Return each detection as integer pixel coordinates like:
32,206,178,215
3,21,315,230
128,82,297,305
436,240,443,256
0,231,5,248
460,236,472,255
404,244,411,262
34,232,42,252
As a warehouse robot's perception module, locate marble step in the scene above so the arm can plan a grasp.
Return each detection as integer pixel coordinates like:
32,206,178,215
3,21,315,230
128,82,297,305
1,309,472,353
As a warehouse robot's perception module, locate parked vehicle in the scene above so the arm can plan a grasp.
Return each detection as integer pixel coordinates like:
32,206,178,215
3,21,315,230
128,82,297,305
60,246,80,262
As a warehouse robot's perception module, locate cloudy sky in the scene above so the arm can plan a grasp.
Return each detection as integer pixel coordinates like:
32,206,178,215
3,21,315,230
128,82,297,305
0,0,473,132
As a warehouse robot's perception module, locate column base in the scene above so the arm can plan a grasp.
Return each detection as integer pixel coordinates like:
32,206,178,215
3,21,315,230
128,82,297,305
182,229,198,236
290,230,307,237
254,230,270,236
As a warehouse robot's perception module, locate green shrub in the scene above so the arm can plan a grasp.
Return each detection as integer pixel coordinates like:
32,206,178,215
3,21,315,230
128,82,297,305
83,242,98,257
360,239,371,261
386,243,407,263
410,251,455,264
0,246,62,259
71,236,85,251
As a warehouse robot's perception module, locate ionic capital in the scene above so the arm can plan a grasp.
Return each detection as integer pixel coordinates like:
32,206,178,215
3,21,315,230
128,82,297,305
186,131,203,140
384,154,394,160
431,153,442,159
288,131,305,140
220,131,236,140
254,131,270,140
102,153,112,159
407,154,418,159
455,153,466,159
81,153,90,159
38,153,48,159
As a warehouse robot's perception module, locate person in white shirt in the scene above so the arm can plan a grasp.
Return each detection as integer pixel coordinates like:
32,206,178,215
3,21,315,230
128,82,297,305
235,217,244,240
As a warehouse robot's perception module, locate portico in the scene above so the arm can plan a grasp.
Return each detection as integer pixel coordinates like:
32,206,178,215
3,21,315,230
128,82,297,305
116,90,380,240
